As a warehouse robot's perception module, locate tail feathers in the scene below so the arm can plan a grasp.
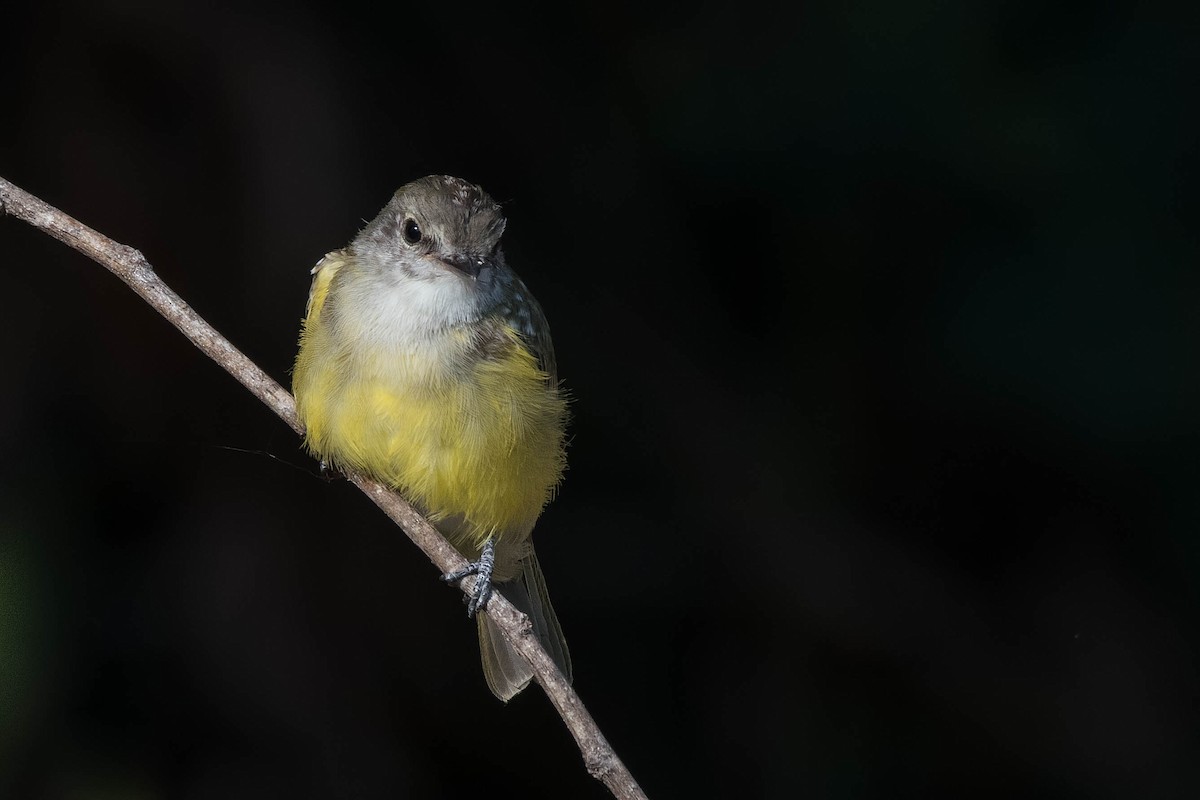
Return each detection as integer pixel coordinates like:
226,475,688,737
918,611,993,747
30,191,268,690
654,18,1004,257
477,614,534,701
477,548,572,701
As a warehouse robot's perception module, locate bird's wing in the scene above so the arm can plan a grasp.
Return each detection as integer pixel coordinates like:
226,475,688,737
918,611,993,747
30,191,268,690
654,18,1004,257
507,276,559,387
304,250,347,323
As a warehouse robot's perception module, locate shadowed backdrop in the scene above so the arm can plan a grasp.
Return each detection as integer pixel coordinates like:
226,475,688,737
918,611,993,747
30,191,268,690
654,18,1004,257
1,1,1197,797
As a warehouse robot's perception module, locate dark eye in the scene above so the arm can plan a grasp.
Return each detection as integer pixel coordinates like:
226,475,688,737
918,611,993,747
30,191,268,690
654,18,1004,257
402,218,422,244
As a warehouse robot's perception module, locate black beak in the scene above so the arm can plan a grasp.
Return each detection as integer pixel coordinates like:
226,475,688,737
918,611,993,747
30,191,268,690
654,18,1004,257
440,252,488,280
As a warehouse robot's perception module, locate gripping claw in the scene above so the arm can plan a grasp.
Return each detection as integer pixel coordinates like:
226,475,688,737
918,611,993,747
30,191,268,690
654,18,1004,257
441,538,496,617
317,460,344,481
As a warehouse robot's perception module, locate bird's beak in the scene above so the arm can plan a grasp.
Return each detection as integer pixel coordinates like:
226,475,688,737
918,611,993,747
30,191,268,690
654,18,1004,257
439,252,489,280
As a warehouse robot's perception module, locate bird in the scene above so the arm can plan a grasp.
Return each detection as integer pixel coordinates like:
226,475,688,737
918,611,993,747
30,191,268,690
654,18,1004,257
292,175,571,700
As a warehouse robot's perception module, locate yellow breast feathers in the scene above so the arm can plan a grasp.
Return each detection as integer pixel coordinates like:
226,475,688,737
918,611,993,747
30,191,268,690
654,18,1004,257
293,252,567,547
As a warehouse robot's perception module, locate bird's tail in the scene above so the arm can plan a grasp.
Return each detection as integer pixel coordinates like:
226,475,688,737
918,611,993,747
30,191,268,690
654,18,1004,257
477,547,572,701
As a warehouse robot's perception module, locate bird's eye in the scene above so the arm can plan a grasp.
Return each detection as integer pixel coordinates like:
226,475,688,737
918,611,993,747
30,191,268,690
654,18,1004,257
402,218,422,245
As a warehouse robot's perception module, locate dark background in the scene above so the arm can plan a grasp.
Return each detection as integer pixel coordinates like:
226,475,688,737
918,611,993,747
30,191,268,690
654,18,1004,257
1,1,1197,797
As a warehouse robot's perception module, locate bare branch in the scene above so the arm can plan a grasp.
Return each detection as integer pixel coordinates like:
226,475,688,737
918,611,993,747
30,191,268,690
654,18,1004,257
0,176,648,800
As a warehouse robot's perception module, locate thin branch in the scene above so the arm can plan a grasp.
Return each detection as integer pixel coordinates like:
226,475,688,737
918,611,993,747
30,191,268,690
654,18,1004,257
0,176,648,800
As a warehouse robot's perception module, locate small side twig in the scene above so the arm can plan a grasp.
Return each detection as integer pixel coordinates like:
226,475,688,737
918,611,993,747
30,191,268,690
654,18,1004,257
0,176,647,800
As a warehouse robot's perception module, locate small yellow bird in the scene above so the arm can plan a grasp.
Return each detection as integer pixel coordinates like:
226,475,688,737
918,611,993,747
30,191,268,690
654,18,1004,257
292,176,570,700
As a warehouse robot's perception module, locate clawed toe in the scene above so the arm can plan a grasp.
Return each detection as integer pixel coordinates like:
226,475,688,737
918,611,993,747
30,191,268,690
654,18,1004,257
441,538,496,617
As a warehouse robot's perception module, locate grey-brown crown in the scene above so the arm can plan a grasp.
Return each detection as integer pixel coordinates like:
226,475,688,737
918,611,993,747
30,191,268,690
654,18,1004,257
358,175,507,256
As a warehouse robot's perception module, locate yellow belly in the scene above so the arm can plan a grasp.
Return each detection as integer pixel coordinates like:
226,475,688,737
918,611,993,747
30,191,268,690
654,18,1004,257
294,323,567,549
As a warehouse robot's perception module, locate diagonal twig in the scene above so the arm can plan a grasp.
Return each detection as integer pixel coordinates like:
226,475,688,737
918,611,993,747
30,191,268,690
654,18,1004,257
0,176,648,800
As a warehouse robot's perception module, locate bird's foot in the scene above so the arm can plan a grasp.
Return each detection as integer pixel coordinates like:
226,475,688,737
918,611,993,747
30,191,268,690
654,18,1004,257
318,460,344,481
441,538,496,617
